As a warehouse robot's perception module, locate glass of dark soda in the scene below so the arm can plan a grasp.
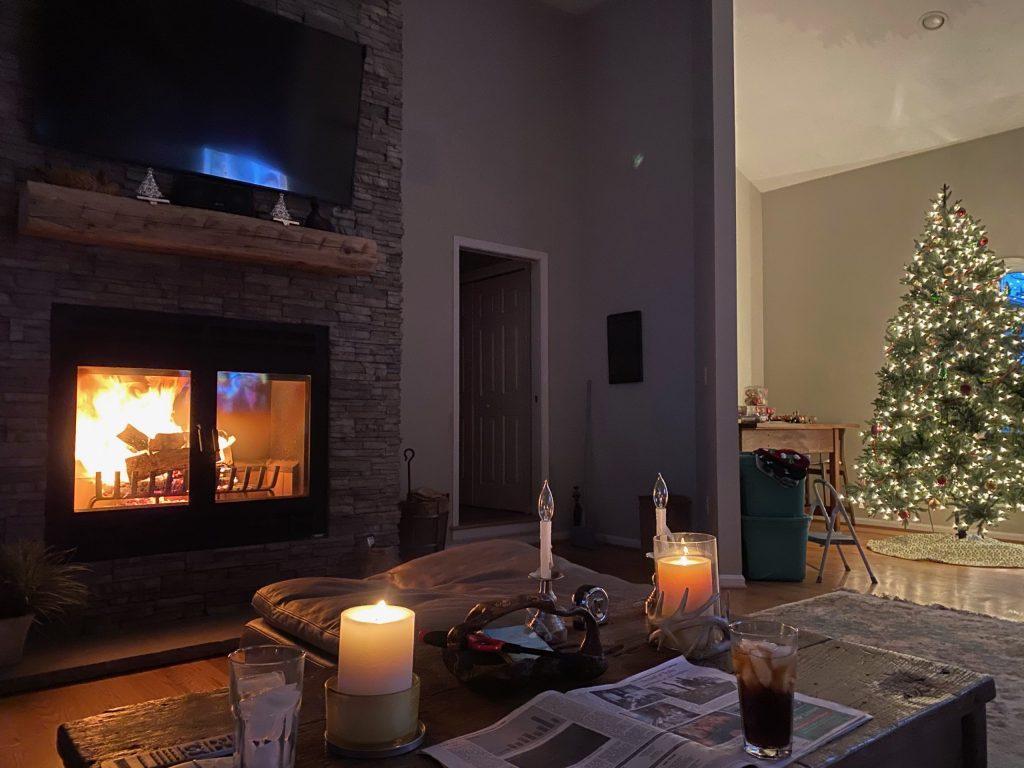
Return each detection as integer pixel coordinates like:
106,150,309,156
730,620,798,759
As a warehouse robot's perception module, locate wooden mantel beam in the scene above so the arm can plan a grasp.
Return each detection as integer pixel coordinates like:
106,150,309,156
18,181,378,275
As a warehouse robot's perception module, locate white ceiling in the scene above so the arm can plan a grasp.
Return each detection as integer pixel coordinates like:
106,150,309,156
735,0,1024,191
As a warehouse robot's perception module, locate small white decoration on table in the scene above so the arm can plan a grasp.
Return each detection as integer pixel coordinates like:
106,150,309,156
538,479,554,578
271,192,300,226
653,472,670,538
136,167,169,205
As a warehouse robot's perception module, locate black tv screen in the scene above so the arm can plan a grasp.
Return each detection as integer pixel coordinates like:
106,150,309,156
28,0,365,206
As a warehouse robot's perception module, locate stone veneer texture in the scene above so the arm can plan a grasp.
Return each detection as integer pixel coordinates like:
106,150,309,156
0,0,403,625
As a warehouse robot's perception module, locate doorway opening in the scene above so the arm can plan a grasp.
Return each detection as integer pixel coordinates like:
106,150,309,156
454,238,548,530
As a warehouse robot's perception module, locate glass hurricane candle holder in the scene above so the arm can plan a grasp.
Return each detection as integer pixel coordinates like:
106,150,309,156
652,533,720,617
646,533,728,658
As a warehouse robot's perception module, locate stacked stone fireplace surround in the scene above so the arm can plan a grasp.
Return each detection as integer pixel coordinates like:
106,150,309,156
0,0,403,626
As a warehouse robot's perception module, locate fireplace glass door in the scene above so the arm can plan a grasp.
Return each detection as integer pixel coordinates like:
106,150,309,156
215,372,310,503
74,367,192,512
48,304,328,560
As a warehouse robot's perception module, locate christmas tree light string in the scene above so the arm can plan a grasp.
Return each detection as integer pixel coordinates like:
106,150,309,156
848,185,1024,536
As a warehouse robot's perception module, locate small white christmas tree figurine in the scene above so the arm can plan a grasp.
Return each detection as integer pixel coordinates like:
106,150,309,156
271,193,299,226
136,167,169,204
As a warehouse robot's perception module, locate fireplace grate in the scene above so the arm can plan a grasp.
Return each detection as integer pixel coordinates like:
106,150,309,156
89,468,189,508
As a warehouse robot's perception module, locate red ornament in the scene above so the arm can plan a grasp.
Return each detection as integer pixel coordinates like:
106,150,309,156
871,423,882,436
957,208,966,217
898,510,910,521
960,383,972,396
937,476,947,487
979,237,989,247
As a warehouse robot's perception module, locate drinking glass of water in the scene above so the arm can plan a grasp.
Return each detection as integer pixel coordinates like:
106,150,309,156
228,645,305,768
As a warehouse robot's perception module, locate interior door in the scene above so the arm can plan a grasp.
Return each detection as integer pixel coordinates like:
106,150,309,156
460,266,533,513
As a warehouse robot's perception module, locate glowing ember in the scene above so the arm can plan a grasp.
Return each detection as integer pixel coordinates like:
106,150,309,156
75,369,190,480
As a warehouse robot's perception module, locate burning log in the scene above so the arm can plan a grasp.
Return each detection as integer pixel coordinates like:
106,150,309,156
149,432,188,452
117,423,150,453
125,447,189,479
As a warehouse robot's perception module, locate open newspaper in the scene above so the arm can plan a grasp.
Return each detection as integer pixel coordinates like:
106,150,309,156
424,654,870,768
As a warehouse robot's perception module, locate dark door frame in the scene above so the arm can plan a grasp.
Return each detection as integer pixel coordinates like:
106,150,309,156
451,236,548,534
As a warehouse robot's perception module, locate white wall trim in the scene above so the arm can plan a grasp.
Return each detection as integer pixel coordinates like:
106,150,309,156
451,236,550,529
720,574,747,589
596,533,642,549
451,522,536,543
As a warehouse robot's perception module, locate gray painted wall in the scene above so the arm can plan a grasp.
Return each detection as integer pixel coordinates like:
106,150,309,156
402,0,588,524
576,0,698,541
736,170,764,402
402,0,723,545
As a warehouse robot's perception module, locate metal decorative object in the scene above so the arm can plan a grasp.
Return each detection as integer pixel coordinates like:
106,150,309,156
271,192,299,226
645,585,730,659
643,553,659,616
526,570,567,644
136,168,169,205
442,594,607,691
572,584,609,629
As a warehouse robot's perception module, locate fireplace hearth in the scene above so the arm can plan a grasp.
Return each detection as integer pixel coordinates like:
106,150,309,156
47,304,329,560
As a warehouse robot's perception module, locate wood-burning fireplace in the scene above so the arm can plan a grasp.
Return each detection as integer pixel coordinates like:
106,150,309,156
46,304,329,560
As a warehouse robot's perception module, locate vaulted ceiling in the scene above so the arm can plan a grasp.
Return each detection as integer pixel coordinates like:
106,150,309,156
736,0,1024,190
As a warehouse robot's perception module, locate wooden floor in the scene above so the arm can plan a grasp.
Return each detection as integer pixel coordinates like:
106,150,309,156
1,524,1021,768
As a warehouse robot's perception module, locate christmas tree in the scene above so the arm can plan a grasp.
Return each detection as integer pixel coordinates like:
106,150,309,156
852,185,1024,535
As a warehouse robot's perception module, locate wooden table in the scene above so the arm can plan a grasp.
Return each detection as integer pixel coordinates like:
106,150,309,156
740,422,858,506
57,612,994,768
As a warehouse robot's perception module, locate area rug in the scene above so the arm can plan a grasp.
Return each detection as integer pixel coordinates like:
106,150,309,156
866,533,1024,567
753,591,1023,767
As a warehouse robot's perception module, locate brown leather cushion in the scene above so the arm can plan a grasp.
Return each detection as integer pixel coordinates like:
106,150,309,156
252,539,649,656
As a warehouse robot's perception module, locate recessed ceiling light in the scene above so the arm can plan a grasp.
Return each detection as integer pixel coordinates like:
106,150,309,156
920,10,948,31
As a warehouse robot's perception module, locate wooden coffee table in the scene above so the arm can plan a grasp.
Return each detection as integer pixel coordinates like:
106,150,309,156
57,615,995,768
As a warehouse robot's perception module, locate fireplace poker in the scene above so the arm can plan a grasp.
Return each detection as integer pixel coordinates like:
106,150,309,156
403,448,415,499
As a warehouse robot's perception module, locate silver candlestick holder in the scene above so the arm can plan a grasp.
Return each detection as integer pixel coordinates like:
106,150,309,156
526,570,567,644
643,552,658,615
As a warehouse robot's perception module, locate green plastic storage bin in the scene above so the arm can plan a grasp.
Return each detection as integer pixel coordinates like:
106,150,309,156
739,452,805,518
741,515,811,581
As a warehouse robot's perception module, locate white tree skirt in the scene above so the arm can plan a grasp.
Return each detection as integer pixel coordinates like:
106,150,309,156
867,533,1024,567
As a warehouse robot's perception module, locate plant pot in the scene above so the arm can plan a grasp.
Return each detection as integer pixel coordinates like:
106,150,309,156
0,613,34,666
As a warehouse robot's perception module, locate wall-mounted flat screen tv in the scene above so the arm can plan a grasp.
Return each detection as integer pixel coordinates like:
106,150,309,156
28,0,365,207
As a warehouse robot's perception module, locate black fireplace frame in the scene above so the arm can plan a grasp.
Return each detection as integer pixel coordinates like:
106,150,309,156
46,304,329,561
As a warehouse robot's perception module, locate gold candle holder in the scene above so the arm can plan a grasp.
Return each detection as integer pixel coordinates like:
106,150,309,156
324,674,425,758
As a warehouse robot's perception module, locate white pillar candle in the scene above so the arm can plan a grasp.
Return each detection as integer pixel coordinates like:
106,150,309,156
540,520,553,578
337,601,414,695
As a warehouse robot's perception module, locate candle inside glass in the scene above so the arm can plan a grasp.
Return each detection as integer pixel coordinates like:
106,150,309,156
655,551,713,615
337,601,414,695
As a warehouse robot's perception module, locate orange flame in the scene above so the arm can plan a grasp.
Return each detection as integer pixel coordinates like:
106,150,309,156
74,370,190,479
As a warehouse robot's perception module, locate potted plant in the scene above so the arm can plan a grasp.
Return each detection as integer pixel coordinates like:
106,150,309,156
0,541,89,666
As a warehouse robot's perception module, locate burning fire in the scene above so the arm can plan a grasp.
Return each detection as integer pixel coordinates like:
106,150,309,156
75,370,190,479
